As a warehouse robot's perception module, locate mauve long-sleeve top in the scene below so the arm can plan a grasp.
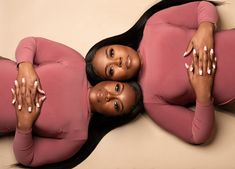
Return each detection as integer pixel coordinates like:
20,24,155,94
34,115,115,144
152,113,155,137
138,1,235,144
0,37,90,166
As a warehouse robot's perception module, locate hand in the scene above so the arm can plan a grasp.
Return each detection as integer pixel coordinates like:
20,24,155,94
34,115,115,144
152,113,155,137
185,47,216,104
11,79,46,131
183,22,215,73
17,62,45,110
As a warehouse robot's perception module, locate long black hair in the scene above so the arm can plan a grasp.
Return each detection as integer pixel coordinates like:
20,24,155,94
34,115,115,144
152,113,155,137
85,0,219,86
14,81,144,169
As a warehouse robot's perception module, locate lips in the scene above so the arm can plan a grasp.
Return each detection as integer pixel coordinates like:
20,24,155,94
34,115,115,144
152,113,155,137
125,55,131,69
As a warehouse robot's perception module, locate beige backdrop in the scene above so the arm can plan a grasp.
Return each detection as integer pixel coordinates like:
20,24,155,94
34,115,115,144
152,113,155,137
1,0,235,169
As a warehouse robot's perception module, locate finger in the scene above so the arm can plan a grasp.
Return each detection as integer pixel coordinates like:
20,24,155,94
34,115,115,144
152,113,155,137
207,49,212,75
183,41,193,57
36,95,46,113
31,81,38,103
25,88,32,112
37,84,46,95
15,80,22,110
193,49,199,75
212,56,217,75
198,49,204,76
202,47,209,76
11,88,16,105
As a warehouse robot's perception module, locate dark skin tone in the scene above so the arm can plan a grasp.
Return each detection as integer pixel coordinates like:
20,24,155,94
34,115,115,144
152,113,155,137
12,63,137,130
92,22,216,104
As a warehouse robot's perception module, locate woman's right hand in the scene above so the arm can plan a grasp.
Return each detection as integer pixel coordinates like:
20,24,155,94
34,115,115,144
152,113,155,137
185,47,216,104
17,62,45,112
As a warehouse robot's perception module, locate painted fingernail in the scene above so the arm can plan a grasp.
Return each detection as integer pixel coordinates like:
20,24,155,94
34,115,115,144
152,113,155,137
18,105,22,110
22,78,25,84
199,69,203,76
214,57,217,62
207,68,211,75
34,81,38,87
210,49,214,56
14,80,18,86
212,63,216,69
189,66,194,72
185,63,189,69
36,103,40,108
183,52,187,57
38,88,46,95
11,88,15,94
193,49,196,55
12,99,16,104
42,96,46,100
28,107,32,112
204,46,208,52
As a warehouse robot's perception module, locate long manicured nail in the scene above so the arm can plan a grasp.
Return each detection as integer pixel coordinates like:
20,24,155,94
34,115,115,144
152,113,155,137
12,99,16,104
214,57,217,62
14,80,18,86
183,52,187,57
34,81,38,87
199,69,203,76
212,63,216,69
11,88,15,94
22,78,25,84
41,96,46,101
210,49,214,56
18,105,22,110
193,49,196,55
185,63,189,69
28,107,32,112
204,46,208,52
38,88,46,95
207,68,211,75
36,103,40,108
189,66,194,72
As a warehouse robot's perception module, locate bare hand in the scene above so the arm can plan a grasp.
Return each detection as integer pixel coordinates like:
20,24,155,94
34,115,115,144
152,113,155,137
185,47,216,104
12,77,46,131
183,22,215,73
17,62,45,110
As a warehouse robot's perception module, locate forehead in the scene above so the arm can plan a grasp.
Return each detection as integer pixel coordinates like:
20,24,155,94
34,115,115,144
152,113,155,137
121,84,136,113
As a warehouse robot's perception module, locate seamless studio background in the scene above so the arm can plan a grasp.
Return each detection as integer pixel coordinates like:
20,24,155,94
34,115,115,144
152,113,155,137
1,0,235,169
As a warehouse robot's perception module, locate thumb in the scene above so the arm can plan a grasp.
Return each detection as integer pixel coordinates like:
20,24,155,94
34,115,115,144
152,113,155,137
183,41,193,57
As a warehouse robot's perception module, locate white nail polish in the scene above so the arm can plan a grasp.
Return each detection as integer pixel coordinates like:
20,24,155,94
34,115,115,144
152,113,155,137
212,63,216,69
214,57,217,62
12,99,16,104
22,78,25,84
207,69,211,75
28,107,32,112
185,63,189,69
183,52,187,57
11,88,15,94
204,46,207,51
210,48,214,56
14,80,18,86
34,81,38,87
189,66,194,72
18,105,22,110
38,88,46,94
199,69,203,76
193,49,196,55
36,103,40,108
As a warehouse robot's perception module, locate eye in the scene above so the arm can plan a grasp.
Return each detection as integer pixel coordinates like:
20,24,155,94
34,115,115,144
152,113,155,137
108,66,114,77
114,101,120,112
115,83,120,92
109,48,114,58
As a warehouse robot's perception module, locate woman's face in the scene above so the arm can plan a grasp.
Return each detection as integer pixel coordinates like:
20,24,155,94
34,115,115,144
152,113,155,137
92,45,141,81
89,81,136,116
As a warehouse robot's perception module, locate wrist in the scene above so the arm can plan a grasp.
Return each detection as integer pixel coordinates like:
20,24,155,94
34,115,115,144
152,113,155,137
18,61,33,69
199,21,215,33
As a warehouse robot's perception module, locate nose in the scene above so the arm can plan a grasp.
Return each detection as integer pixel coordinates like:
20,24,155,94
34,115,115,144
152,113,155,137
105,92,116,102
113,57,122,67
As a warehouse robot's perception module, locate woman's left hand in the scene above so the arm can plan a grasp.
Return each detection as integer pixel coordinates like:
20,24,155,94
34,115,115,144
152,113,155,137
184,22,215,70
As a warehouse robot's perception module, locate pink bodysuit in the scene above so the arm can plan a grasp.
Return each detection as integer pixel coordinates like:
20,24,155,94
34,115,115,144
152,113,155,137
138,1,235,144
0,37,90,166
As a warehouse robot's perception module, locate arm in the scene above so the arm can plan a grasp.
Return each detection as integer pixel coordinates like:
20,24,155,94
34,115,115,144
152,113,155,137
145,99,215,144
13,129,85,167
148,1,218,29
15,37,82,66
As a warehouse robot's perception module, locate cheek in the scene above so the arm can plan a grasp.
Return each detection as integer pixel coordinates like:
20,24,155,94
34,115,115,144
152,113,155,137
95,102,114,115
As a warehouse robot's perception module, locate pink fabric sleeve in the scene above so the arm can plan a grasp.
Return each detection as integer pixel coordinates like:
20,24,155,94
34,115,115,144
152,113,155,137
13,128,85,166
147,1,218,29
15,37,82,65
145,98,215,144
